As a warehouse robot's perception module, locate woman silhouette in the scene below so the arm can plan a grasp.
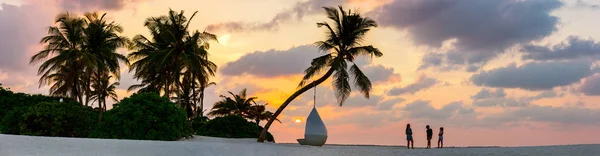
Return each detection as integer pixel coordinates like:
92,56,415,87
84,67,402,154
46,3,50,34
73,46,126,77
406,124,414,149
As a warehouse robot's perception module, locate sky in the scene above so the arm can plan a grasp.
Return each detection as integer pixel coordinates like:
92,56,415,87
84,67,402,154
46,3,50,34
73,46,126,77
1,0,600,147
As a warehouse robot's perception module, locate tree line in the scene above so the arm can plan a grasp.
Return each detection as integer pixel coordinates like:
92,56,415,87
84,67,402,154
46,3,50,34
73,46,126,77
28,6,382,142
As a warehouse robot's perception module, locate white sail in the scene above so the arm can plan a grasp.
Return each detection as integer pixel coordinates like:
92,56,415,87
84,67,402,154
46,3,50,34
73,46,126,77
303,107,327,146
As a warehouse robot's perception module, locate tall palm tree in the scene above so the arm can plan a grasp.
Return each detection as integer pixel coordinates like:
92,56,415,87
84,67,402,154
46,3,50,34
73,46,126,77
128,9,217,117
90,74,119,121
208,88,256,117
83,12,128,109
31,12,89,103
257,6,382,142
31,12,127,107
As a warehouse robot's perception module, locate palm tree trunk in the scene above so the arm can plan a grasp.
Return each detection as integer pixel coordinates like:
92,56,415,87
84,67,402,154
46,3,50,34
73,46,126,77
84,75,91,107
199,86,205,117
257,68,335,142
75,81,83,104
98,99,103,122
256,118,260,126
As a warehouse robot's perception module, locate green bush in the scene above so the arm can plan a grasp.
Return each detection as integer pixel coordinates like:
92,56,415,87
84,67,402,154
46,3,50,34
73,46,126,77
0,84,74,121
0,101,97,137
90,93,192,141
197,115,275,142
191,116,209,133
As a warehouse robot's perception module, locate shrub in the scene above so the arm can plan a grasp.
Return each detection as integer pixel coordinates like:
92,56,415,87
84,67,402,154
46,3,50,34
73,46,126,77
0,101,97,137
0,84,74,121
191,116,209,133
197,115,275,142
90,93,192,141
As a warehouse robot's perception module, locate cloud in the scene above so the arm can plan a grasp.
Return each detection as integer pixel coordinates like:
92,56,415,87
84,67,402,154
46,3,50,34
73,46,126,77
206,0,345,32
360,65,401,84
387,74,437,96
220,45,321,77
401,100,474,120
376,97,405,110
574,0,600,10
522,90,562,101
221,45,400,83
343,94,382,107
59,0,149,11
326,110,392,127
0,2,58,94
418,53,443,70
472,97,529,108
0,3,55,72
521,36,600,61
470,60,595,90
484,105,600,126
579,74,600,96
471,88,506,100
372,0,562,67
472,89,563,108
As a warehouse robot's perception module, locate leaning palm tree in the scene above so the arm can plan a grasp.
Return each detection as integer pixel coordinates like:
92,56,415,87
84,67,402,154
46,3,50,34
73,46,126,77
208,88,256,117
90,74,119,121
31,12,89,103
257,6,382,142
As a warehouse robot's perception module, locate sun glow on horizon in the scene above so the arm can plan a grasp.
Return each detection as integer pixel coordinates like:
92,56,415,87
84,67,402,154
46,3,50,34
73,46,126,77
295,119,302,123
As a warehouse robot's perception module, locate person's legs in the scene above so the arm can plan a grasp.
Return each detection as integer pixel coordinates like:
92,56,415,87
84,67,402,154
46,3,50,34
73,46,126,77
440,139,443,148
427,139,431,148
411,140,414,149
437,139,441,148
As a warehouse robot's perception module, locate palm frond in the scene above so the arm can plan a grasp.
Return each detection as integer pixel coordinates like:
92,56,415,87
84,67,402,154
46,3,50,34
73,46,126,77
349,63,371,98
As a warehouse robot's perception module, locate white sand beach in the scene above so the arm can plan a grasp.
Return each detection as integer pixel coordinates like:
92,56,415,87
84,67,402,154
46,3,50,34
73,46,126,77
1,134,599,156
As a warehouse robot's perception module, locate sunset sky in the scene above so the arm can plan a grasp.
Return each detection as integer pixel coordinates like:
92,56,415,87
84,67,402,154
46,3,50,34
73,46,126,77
1,0,600,147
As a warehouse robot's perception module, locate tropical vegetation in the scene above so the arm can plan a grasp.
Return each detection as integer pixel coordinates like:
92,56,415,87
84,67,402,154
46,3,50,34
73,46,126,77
29,12,128,121
3,4,382,143
128,9,217,119
90,93,192,141
197,115,275,142
1,101,97,137
208,88,279,125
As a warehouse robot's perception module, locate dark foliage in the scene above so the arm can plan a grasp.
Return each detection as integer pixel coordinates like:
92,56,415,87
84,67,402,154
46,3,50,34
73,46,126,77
191,116,209,133
197,115,274,142
0,101,97,137
0,84,75,128
90,93,192,141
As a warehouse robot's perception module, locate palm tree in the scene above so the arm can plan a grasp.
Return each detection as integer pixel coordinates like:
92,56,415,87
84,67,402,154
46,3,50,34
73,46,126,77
31,12,91,103
83,12,128,109
247,103,280,126
257,6,382,142
31,12,127,107
208,88,256,117
90,74,119,121
128,9,217,118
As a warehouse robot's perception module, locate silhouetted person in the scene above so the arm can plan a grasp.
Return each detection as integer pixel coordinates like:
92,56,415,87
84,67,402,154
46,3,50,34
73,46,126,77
438,127,444,148
426,125,433,149
406,124,414,149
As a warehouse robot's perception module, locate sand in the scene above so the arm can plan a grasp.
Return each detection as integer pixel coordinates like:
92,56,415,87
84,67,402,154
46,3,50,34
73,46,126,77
1,134,599,156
